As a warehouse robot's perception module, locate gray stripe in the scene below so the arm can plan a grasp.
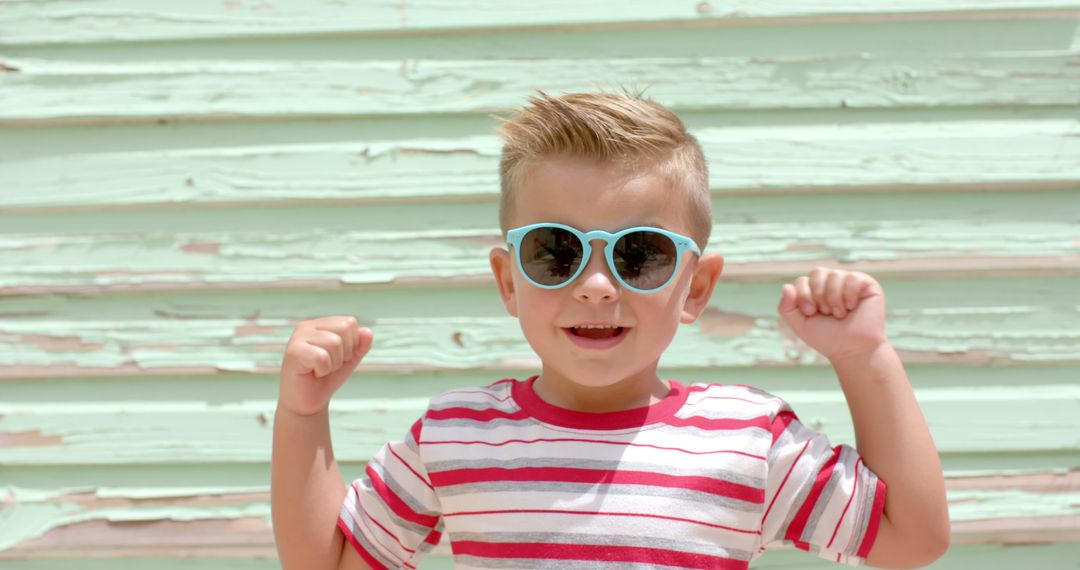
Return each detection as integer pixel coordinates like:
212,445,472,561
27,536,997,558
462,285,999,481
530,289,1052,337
338,504,403,569
375,450,433,512
802,448,844,542
424,418,774,445
455,555,677,569
420,424,774,460
438,480,760,512
775,436,830,541
850,467,879,554
451,532,751,560
356,477,436,539
427,457,764,488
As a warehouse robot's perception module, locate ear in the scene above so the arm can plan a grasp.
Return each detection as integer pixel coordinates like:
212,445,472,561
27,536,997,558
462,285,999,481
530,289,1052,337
489,247,519,318
680,252,724,324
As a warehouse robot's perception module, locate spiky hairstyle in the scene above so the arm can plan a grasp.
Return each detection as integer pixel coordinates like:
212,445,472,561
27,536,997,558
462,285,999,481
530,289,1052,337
490,86,711,251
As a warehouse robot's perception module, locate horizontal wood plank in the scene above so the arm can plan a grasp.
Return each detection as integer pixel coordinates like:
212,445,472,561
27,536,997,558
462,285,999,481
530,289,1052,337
1,1,1077,45
1,385,1078,465
1,471,1076,561
1,275,1078,376
4,17,1077,65
2,52,1078,123
3,120,1077,209
0,220,1077,295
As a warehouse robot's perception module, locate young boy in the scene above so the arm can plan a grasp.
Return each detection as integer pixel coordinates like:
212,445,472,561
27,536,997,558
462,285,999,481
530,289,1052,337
271,89,950,570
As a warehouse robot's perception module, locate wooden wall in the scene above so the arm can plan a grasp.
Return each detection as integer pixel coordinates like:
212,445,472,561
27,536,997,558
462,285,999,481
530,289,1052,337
1,1,1078,568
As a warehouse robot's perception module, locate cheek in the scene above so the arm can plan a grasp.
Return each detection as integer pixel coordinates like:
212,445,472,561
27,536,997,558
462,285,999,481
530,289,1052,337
513,285,558,323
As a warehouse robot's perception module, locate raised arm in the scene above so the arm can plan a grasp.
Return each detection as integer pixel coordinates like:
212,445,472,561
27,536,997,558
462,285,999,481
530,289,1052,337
829,342,950,568
778,268,950,568
271,317,375,570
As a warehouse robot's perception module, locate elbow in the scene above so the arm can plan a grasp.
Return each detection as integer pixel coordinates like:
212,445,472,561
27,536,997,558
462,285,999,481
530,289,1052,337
928,528,951,564
903,528,952,569
869,523,952,569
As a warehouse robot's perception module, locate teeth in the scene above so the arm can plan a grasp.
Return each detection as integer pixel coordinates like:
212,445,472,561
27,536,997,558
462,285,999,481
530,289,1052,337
576,324,617,329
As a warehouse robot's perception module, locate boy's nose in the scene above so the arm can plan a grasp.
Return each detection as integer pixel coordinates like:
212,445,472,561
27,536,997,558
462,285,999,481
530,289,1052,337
572,240,620,301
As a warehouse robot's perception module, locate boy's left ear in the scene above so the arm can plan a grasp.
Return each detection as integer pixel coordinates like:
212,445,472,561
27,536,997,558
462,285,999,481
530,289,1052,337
680,253,724,324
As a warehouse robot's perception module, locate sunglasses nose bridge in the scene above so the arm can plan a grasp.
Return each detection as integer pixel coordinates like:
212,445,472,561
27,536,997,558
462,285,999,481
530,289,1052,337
576,236,619,283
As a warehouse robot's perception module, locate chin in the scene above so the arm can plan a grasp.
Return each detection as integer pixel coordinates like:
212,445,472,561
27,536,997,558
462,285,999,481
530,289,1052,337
550,362,644,388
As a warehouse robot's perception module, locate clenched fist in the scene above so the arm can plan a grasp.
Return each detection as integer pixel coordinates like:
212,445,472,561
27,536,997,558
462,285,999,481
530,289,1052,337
277,316,374,417
778,267,888,362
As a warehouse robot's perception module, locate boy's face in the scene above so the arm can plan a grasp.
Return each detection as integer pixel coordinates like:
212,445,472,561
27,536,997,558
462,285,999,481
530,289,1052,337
489,155,724,396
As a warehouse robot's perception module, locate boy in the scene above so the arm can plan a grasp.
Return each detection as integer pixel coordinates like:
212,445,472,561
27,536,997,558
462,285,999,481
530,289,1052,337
271,89,950,569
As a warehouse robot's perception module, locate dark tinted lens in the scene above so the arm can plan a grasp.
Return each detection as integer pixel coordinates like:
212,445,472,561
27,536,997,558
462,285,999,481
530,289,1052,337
519,226,584,286
613,230,678,290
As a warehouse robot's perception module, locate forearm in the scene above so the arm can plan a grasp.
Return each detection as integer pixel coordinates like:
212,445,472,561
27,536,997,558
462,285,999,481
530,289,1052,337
828,343,950,545
271,406,348,570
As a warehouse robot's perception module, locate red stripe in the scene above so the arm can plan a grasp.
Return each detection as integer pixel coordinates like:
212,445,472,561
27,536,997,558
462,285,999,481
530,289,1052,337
424,529,443,545
337,517,390,570
387,444,435,491
664,414,770,431
856,477,888,558
443,508,759,534
356,498,416,555
409,417,423,444
785,445,843,545
770,410,798,444
428,466,764,503
421,437,765,460
426,406,530,422
452,541,749,569
761,438,811,527
364,466,440,528
827,457,862,549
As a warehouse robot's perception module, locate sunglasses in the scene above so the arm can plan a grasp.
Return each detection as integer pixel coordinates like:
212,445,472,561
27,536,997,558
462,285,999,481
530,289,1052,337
506,222,701,293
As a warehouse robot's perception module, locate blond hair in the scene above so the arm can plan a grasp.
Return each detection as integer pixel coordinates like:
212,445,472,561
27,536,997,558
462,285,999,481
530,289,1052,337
490,86,712,251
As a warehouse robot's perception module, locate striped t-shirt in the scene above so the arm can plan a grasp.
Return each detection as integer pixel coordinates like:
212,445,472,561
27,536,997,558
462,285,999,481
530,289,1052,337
339,375,886,569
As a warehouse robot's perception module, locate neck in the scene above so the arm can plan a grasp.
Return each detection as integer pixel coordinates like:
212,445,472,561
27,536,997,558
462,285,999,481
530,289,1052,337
532,366,670,413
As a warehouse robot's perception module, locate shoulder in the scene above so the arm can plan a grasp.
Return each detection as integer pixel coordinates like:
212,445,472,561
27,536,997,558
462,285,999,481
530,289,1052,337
678,380,794,420
425,376,519,413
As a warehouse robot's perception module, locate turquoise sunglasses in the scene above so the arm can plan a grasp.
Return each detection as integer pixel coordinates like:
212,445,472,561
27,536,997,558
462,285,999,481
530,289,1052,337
506,222,701,293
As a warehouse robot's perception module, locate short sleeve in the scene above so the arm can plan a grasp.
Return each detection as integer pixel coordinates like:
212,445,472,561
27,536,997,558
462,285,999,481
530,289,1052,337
338,416,444,570
758,401,887,566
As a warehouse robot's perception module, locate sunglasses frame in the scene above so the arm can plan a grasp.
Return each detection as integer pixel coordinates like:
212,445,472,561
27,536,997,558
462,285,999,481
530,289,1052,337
506,222,702,293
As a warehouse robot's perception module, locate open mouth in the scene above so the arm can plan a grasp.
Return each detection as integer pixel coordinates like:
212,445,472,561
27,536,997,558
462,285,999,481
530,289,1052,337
568,326,626,339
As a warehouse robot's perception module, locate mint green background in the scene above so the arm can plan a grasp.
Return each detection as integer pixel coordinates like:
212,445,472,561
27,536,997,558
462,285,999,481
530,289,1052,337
1,1,1079,568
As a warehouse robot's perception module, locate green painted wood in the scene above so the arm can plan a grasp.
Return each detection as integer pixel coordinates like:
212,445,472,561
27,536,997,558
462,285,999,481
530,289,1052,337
0,221,1077,293
1,384,1078,466
4,17,1077,63
1,189,1077,234
2,478,1074,553
5,107,1079,163
1,0,1076,45
1,276,1079,376
1,2,1077,567
2,121,1078,209
2,52,1078,122
5,458,1080,500
4,363,1080,404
